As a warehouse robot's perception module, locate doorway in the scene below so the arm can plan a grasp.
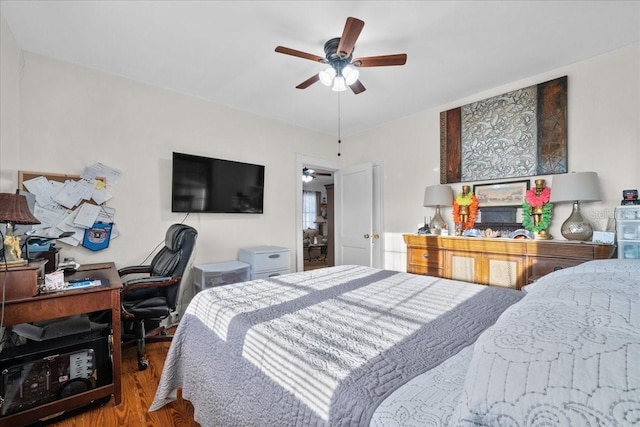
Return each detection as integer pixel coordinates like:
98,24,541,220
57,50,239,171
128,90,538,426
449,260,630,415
294,155,384,272
295,155,339,272
302,170,334,271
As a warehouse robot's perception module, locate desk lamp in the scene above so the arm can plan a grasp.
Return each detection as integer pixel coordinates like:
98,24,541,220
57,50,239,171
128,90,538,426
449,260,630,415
0,193,41,263
423,185,453,235
549,171,601,241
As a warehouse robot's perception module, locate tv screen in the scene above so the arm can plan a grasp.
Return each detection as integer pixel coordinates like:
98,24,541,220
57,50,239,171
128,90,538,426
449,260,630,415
171,152,264,213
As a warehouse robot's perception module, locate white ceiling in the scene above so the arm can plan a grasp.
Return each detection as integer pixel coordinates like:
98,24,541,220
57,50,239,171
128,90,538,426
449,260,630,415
1,1,639,137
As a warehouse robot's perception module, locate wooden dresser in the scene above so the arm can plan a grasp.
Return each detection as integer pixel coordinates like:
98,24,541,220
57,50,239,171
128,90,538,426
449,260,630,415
403,234,615,290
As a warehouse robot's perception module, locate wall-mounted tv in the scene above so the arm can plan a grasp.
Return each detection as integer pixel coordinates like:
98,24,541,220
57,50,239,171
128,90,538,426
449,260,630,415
171,152,264,213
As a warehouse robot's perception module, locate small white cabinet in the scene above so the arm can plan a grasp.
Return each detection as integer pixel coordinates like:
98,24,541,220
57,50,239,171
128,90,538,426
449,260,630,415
615,205,640,259
238,245,290,279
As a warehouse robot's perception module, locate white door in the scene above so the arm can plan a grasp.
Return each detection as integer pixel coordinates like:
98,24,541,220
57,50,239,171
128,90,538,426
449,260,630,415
335,163,375,266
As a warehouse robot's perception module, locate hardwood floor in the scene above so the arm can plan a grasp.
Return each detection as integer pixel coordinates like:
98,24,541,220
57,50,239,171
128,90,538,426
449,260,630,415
303,258,329,271
45,334,199,427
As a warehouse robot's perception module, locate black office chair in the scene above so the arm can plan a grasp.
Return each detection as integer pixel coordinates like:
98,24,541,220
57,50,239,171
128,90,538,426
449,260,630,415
118,223,197,370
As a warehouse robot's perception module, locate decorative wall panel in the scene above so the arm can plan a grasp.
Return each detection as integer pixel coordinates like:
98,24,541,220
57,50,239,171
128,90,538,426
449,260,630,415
440,76,567,183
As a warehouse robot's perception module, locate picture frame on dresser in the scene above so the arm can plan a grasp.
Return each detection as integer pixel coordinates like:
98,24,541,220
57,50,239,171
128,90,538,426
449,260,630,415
473,180,530,207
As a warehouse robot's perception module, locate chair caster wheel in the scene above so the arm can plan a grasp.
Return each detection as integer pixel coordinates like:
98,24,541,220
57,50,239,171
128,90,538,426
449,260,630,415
138,360,149,371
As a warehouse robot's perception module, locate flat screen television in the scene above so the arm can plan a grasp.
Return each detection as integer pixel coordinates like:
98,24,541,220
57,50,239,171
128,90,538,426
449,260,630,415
171,152,264,213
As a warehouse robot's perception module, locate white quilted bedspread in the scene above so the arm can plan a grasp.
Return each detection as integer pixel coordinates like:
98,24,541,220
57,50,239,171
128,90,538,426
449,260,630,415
373,259,640,427
150,265,522,426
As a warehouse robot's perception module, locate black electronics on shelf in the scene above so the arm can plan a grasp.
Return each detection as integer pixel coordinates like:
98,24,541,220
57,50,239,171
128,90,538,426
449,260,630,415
0,326,112,418
621,189,639,205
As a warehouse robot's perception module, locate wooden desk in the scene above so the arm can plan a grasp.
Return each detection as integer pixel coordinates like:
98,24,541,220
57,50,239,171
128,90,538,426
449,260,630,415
0,262,122,426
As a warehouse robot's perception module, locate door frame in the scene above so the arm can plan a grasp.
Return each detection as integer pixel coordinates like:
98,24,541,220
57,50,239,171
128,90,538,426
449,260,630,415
295,154,339,272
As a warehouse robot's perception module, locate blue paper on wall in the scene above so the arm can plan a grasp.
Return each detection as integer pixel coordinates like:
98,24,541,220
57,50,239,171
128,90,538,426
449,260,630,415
82,222,112,251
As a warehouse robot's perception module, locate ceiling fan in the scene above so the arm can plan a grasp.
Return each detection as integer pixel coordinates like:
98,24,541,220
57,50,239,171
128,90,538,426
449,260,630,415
302,168,332,183
276,17,407,94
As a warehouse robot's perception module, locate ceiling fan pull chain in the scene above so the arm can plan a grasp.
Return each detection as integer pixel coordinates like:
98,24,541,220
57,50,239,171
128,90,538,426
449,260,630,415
337,91,342,156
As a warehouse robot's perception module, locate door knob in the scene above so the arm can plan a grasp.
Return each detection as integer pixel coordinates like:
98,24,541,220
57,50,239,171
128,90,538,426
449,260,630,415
373,234,380,239
364,234,370,239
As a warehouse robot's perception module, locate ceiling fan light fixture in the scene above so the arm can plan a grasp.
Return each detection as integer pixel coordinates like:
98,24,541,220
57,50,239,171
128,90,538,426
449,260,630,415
342,66,359,85
332,75,347,92
319,68,336,86
302,167,315,182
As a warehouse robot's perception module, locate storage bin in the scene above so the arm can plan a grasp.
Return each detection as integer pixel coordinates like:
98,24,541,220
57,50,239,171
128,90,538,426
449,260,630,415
619,242,640,260
193,261,250,291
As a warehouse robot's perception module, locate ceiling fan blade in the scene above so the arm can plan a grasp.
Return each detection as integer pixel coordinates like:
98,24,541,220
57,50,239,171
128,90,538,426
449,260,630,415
349,80,366,94
337,17,364,58
352,54,407,67
275,46,326,63
296,74,320,89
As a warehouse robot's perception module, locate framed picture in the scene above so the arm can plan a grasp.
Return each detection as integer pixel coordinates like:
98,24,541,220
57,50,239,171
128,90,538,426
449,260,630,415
473,180,530,207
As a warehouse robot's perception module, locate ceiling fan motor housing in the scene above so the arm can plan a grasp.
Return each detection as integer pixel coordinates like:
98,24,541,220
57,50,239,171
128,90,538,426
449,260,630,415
324,37,353,75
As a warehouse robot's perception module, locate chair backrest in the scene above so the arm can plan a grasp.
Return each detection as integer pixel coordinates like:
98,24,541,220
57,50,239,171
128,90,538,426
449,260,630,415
150,223,198,309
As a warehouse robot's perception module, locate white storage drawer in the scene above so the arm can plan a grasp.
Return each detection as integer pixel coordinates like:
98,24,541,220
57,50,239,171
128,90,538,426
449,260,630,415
238,245,290,280
619,241,640,259
252,251,288,271
254,270,287,280
193,261,251,290
616,206,640,260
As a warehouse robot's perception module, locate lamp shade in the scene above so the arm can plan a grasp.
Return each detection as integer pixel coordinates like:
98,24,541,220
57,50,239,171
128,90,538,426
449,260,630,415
549,172,601,202
423,185,453,207
315,216,327,224
0,193,40,225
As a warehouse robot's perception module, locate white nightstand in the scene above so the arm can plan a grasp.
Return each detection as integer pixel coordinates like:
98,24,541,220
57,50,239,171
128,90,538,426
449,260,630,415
238,245,290,280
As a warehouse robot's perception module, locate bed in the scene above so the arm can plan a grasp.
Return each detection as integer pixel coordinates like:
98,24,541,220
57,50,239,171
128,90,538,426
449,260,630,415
150,260,640,426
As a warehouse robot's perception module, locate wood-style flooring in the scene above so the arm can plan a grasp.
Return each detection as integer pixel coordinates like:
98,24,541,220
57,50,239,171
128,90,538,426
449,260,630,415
45,333,200,427
304,258,330,271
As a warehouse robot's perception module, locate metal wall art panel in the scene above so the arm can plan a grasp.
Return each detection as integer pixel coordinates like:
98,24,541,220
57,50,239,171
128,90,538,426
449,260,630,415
440,76,567,183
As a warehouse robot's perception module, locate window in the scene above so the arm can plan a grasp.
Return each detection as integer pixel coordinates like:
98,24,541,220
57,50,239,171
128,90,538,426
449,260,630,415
303,191,319,230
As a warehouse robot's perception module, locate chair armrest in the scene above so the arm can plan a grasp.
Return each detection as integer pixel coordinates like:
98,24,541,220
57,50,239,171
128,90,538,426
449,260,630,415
118,265,152,277
120,275,181,298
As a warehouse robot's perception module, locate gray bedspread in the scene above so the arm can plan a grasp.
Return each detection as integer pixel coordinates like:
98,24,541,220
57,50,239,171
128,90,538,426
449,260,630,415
150,265,522,426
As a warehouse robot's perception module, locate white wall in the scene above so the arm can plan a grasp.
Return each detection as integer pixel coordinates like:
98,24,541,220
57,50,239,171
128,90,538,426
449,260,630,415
344,44,640,271
1,37,337,271
0,13,21,191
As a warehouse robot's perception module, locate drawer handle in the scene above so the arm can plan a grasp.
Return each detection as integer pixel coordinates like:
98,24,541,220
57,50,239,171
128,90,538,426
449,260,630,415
268,254,280,259
553,266,563,271
422,253,429,259
268,273,281,278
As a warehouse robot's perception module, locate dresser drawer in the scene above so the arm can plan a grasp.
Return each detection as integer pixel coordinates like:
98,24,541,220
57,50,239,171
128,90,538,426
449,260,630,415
529,257,583,282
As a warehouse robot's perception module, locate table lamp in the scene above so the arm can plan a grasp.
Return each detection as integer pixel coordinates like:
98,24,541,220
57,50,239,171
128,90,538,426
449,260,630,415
549,171,601,241
315,215,327,237
423,184,453,235
0,193,41,263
